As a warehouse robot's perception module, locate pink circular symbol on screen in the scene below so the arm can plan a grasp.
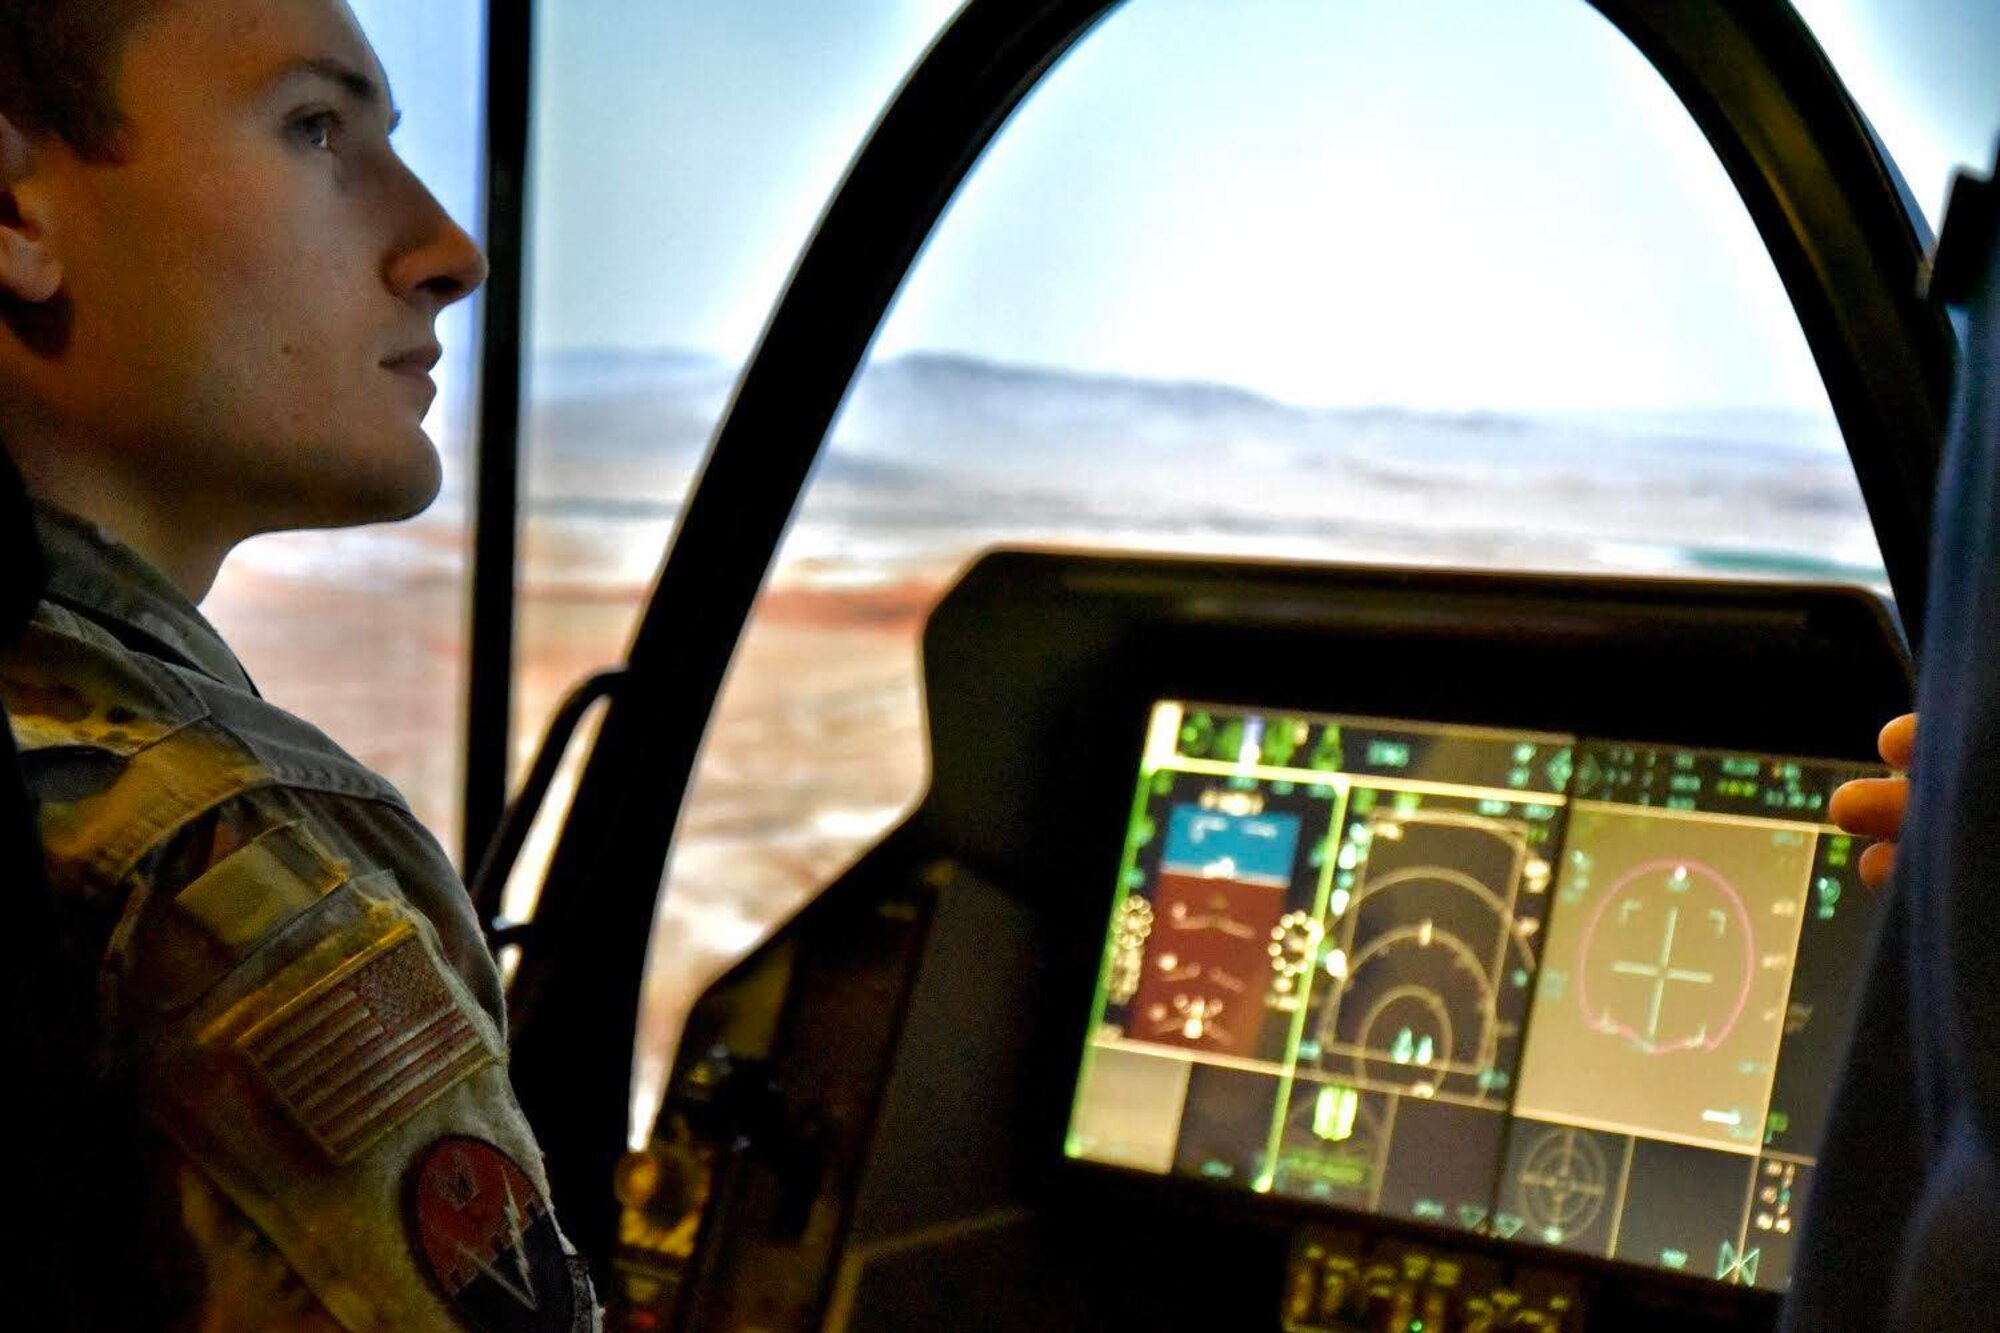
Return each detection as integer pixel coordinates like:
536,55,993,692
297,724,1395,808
1574,858,1756,1055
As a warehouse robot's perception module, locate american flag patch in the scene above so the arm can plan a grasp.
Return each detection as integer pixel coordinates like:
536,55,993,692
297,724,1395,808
241,929,497,1163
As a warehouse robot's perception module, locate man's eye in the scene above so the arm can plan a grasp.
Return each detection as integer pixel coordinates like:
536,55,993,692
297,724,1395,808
290,110,340,151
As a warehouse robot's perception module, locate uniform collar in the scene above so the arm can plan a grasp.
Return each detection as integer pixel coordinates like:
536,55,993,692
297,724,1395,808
31,501,256,694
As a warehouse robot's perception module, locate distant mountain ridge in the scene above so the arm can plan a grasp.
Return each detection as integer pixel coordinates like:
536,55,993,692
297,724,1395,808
243,346,1877,586
525,345,1844,488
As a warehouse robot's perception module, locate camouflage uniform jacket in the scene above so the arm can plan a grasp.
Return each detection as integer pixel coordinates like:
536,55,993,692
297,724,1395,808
1,502,597,1333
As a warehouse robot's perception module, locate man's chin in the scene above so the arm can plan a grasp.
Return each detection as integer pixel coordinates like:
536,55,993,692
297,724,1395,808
363,478,444,528
374,450,445,524
276,436,446,531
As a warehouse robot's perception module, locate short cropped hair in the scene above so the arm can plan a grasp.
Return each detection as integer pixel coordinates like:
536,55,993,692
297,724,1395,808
0,0,163,160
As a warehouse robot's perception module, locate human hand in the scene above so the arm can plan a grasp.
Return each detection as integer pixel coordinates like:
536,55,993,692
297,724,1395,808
1827,713,1916,889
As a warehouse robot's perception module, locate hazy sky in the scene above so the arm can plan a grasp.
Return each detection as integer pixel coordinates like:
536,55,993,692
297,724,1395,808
358,0,1998,415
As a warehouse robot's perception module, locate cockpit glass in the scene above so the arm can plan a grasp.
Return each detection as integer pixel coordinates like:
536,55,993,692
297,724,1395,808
512,0,1905,1140
500,0,964,991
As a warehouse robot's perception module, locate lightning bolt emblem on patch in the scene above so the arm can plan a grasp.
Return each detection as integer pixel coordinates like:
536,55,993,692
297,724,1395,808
502,1171,540,1309
444,1172,541,1310
409,1137,580,1327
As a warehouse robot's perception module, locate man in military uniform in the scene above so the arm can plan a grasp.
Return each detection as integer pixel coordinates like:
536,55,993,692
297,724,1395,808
0,1,597,1328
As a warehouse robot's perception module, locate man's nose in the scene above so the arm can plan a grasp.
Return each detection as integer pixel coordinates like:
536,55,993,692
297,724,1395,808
386,173,490,308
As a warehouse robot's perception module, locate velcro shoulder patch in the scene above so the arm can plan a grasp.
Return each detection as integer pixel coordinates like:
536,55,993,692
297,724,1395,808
173,822,348,953
232,913,500,1164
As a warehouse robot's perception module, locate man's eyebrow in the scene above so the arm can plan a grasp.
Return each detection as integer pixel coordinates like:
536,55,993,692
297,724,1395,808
282,56,404,134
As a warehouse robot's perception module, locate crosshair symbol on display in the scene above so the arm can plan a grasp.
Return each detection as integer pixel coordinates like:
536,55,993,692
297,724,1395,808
1516,1127,1610,1243
1576,859,1756,1055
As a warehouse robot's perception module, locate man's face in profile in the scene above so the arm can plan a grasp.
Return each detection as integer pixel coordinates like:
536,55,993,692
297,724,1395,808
19,0,486,538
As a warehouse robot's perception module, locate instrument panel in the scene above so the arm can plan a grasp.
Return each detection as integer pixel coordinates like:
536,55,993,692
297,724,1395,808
1069,702,1881,1295
618,551,1911,1333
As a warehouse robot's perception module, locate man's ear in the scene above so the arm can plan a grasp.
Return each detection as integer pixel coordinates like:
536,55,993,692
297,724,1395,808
0,112,61,306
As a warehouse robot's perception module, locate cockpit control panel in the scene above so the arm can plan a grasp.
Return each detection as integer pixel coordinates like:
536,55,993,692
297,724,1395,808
1070,702,1880,1295
618,553,1910,1333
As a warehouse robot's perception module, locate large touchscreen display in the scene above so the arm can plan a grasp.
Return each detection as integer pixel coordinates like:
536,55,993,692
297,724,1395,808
1066,701,1884,1292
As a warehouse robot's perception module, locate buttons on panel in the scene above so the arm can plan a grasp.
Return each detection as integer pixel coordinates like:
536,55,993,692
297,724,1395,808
1283,1228,1583,1333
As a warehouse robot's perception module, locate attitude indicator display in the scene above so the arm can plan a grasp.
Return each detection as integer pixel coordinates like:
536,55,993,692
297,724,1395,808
1066,701,1882,1292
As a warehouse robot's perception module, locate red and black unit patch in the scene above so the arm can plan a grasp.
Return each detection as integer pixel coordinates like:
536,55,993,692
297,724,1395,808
407,1136,582,1333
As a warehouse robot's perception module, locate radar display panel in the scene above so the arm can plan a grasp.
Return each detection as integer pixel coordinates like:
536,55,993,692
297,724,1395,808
1068,701,1882,1294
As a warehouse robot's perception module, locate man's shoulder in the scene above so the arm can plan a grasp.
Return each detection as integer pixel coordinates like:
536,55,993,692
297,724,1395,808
2,597,410,894
4,604,593,1331
2,601,207,756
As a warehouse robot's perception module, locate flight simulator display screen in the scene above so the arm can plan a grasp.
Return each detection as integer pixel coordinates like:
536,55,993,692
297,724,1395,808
1066,701,1884,1292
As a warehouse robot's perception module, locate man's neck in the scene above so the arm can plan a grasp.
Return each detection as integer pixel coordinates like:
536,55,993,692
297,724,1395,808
12,461,231,603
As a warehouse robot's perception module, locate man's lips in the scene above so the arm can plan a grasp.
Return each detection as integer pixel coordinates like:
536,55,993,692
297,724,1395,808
382,344,443,377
